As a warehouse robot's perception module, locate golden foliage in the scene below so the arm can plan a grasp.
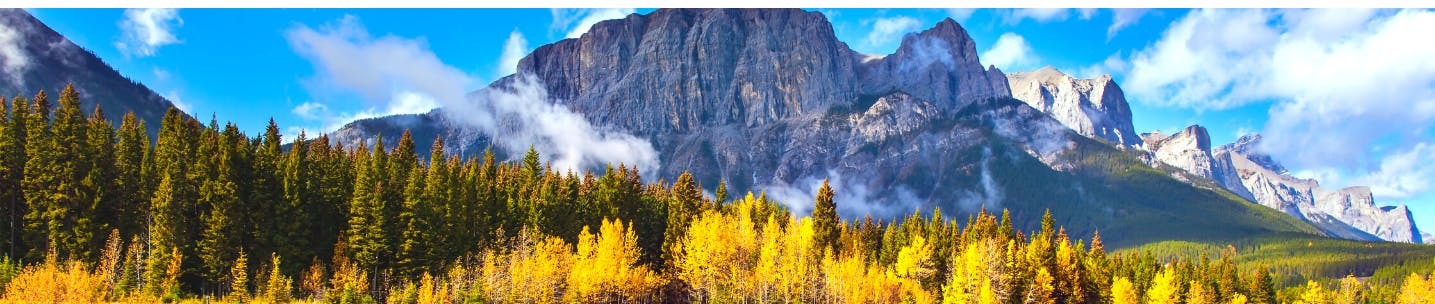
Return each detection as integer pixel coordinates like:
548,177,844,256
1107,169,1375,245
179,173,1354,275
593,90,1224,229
1111,276,1139,304
567,219,659,302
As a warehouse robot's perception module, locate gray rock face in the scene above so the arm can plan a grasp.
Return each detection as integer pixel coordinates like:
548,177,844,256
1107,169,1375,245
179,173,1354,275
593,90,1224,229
1216,135,1423,243
1143,125,1216,182
1140,129,1423,243
515,9,1008,136
1006,67,1139,146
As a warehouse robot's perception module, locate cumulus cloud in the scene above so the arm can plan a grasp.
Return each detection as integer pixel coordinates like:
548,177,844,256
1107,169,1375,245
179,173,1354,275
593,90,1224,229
980,33,1037,72
0,22,29,85
288,15,658,174
496,29,529,77
945,9,976,23
862,16,922,54
1107,8,1151,38
1006,8,1093,24
286,15,468,112
116,8,182,57
550,8,634,39
291,101,328,120
1122,9,1280,110
1120,9,1435,205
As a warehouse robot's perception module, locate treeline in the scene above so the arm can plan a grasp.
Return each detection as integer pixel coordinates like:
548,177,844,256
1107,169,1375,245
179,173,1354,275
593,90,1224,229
0,85,1428,303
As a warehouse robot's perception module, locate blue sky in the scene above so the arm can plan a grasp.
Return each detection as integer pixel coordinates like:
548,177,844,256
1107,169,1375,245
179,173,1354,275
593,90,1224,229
21,8,1435,230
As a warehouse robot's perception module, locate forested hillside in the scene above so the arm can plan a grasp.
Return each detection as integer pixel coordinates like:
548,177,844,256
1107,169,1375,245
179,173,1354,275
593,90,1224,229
2,86,1435,303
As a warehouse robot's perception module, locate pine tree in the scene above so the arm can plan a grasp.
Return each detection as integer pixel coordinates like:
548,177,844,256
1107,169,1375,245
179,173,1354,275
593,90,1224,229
663,171,705,267
78,104,116,263
395,160,431,278
111,112,148,243
0,96,27,258
812,179,839,256
147,107,198,293
198,127,243,288
248,118,284,269
346,139,387,273
1249,266,1276,304
20,90,52,261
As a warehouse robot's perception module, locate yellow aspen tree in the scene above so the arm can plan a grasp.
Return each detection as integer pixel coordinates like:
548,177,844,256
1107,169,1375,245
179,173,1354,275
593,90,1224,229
1334,275,1361,304
1025,267,1056,304
1398,273,1432,304
1146,266,1180,304
1229,293,1249,304
1112,277,1139,304
977,279,999,304
1298,280,1329,304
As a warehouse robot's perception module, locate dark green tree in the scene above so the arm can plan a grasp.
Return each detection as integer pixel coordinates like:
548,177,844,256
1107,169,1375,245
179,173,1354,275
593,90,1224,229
0,96,27,258
20,90,52,260
812,178,839,255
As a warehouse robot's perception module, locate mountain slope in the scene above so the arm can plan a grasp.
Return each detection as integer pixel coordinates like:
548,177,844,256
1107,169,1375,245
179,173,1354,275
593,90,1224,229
0,9,181,133
332,8,1327,247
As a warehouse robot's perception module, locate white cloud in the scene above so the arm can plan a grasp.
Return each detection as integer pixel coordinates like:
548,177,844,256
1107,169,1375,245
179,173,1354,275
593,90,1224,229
0,22,29,85
945,9,976,22
862,16,922,54
163,90,191,113
1008,8,1070,24
1122,9,1280,109
286,15,471,113
291,101,328,120
496,29,529,77
288,15,658,174
550,8,634,39
1119,9,1435,205
116,8,182,57
980,33,1037,72
1107,8,1151,38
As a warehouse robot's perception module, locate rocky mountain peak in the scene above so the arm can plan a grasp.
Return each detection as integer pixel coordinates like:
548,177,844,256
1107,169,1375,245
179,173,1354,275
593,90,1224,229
1006,66,1139,146
1216,133,1288,174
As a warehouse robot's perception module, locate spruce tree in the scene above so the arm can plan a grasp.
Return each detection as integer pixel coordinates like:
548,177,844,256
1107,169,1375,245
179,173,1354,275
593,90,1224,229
0,96,26,258
346,139,386,272
395,161,430,278
198,125,243,287
20,90,52,260
812,178,839,255
112,113,148,243
79,104,116,262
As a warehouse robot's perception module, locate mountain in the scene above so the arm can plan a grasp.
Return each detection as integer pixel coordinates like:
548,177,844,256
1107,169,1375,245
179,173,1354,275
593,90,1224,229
1132,124,1421,243
333,8,1328,247
1006,66,1139,146
0,9,181,133
1215,134,1421,243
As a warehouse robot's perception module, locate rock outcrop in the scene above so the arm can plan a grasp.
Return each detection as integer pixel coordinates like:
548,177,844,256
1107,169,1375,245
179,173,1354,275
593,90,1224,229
1006,67,1139,146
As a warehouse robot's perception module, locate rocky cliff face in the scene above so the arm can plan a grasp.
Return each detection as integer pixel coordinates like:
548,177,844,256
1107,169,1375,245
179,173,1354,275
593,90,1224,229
514,8,1008,136
1142,125,1216,182
1006,67,1138,146
1215,135,1422,243
0,9,180,133
1136,128,1423,243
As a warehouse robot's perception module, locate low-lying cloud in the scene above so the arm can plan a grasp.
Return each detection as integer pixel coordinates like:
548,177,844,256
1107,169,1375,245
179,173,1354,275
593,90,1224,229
0,22,28,85
287,15,658,174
